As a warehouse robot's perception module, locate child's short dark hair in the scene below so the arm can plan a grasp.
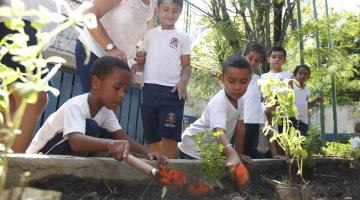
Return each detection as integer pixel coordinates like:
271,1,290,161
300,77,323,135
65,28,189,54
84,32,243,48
157,0,183,9
243,42,265,57
90,56,130,80
355,122,360,132
268,45,287,58
222,55,251,74
293,64,311,76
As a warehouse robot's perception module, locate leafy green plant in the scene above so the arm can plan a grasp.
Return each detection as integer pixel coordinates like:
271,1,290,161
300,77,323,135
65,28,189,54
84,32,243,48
322,140,352,158
260,77,308,187
0,0,94,196
351,147,360,167
192,130,226,188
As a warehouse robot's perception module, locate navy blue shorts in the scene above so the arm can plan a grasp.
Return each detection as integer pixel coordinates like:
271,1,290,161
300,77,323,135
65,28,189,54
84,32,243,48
75,39,99,93
39,119,113,155
244,123,260,159
140,83,185,144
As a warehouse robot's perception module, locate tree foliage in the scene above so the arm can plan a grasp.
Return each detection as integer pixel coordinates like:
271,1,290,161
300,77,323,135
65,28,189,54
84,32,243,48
189,1,359,104
285,6,360,104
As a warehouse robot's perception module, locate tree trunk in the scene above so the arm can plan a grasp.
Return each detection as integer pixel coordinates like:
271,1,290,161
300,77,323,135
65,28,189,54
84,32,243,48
273,1,285,46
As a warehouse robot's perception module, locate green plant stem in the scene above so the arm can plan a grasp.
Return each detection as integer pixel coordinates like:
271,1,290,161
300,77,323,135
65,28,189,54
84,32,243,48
0,100,27,199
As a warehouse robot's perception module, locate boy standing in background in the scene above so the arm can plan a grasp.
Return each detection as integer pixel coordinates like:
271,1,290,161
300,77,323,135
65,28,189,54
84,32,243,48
132,0,191,158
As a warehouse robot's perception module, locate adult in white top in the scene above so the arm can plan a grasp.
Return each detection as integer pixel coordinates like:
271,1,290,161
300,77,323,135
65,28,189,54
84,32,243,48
26,93,121,154
76,0,156,92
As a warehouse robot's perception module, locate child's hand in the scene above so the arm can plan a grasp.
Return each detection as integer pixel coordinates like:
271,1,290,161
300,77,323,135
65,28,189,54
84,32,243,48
147,152,168,165
239,154,254,166
108,140,130,161
134,51,146,66
223,147,241,174
172,80,187,100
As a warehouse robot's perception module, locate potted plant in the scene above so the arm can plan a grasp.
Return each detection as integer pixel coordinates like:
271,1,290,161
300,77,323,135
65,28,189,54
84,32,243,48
0,0,94,199
260,77,311,200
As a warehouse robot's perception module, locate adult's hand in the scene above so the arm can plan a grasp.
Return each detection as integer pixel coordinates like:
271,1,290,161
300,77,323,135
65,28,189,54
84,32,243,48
108,140,130,160
108,47,127,64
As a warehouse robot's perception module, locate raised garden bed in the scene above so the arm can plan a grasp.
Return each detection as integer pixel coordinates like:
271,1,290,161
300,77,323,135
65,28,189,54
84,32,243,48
6,155,360,200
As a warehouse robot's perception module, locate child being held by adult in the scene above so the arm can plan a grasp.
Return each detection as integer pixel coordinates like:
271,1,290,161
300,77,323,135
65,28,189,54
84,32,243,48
178,55,253,175
26,56,166,163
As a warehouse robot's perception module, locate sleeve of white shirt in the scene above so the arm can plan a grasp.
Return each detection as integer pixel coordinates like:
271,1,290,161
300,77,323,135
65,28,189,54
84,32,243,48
101,110,122,133
208,100,227,130
181,34,192,55
63,104,86,138
237,97,244,120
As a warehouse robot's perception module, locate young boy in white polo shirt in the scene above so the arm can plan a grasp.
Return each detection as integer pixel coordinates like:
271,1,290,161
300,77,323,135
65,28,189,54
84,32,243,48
132,0,191,158
178,55,253,170
26,56,166,163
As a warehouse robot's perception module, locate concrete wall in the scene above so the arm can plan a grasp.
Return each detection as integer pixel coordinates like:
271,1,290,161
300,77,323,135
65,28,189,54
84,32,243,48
310,105,360,134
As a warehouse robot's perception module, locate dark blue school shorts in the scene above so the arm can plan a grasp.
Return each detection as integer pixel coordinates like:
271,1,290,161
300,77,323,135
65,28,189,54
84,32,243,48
39,119,113,155
0,20,37,72
140,83,185,144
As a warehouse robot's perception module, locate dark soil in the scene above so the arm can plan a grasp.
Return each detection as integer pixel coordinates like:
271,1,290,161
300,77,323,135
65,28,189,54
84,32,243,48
30,160,360,200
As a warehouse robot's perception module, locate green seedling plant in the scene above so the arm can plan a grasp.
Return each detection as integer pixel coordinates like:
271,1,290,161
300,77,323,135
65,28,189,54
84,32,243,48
0,0,95,197
192,130,227,188
323,140,352,158
260,77,308,187
351,147,360,167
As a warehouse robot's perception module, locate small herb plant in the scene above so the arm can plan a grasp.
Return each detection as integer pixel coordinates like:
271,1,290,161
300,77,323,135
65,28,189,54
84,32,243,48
260,77,308,187
0,0,94,196
323,140,352,158
192,130,226,188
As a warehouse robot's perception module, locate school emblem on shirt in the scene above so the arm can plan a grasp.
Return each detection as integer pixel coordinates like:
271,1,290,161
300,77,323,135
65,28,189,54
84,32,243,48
169,38,178,49
165,113,176,128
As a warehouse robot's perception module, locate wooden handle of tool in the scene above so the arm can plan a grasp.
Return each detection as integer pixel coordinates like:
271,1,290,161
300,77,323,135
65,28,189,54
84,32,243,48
125,154,158,176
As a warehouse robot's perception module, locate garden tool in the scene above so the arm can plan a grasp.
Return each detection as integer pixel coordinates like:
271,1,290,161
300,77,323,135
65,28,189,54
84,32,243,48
125,154,209,197
233,163,250,191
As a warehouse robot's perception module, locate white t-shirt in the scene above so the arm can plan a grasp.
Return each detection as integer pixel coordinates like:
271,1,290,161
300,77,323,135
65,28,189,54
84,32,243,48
26,93,121,154
79,0,155,59
261,70,293,81
178,90,244,159
143,28,191,86
353,136,360,148
294,84,311,124
244,74,265,124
